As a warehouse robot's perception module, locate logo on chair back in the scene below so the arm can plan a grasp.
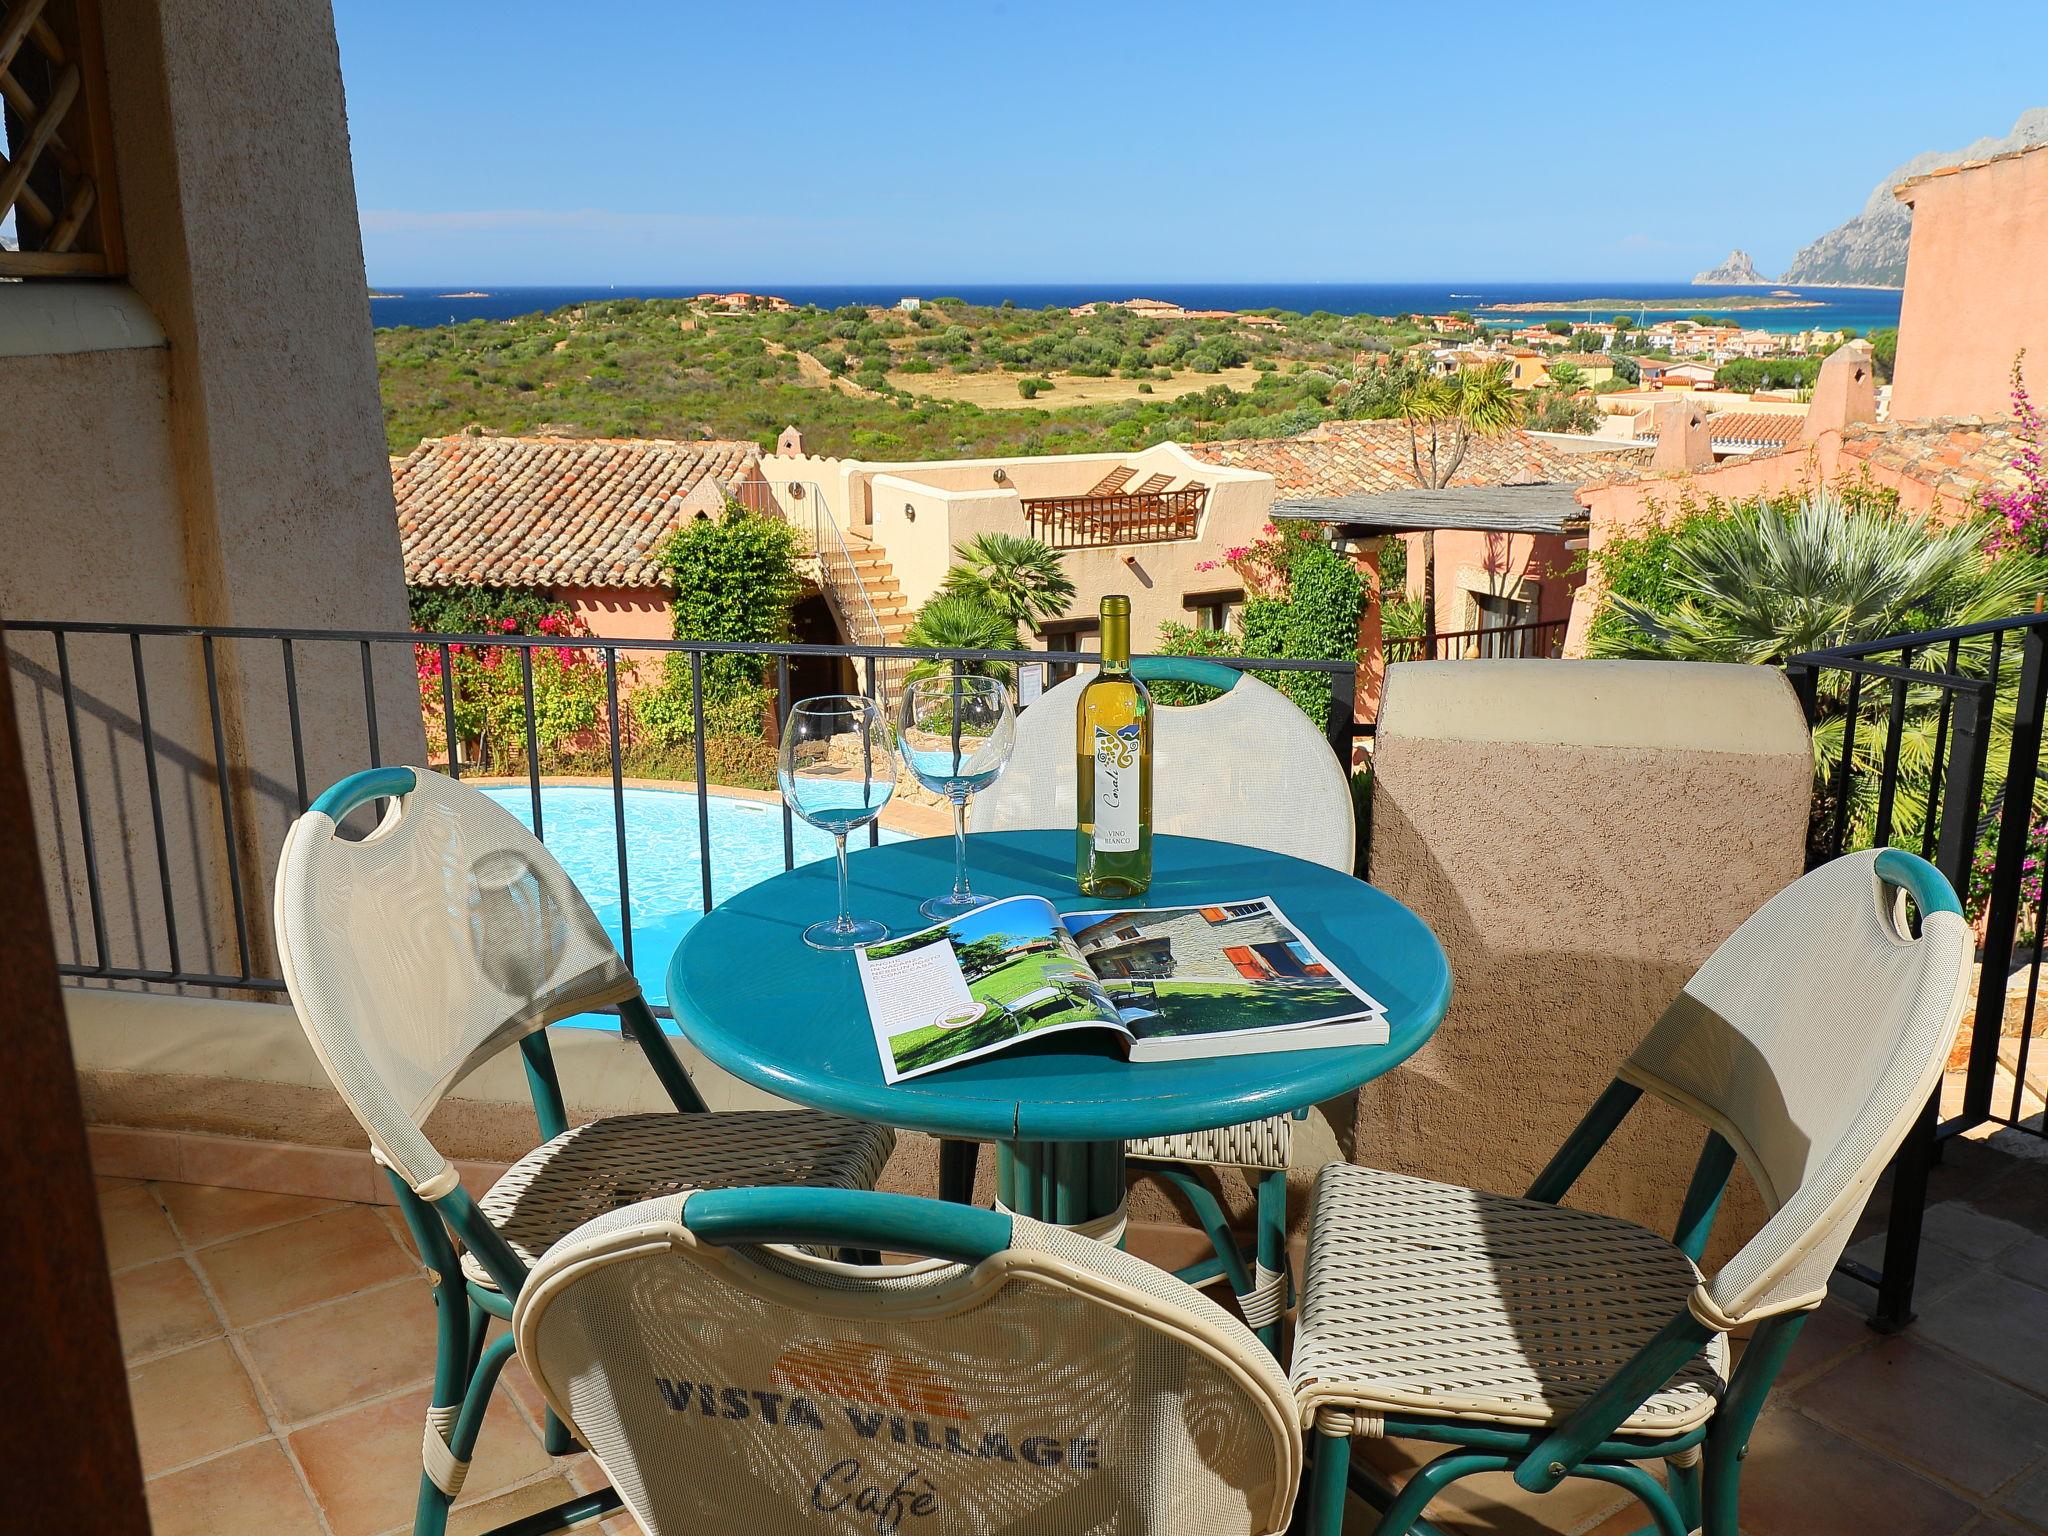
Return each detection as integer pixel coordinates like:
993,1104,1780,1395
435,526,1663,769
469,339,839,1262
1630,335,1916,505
651,1339,1103,1530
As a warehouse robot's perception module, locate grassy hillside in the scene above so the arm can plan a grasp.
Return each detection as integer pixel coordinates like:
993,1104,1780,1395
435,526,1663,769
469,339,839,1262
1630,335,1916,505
374,296,1433,460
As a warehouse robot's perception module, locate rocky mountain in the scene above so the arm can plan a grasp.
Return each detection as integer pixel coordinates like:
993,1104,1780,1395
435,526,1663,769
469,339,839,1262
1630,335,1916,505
1779,108,2048,287
1693,248,1764,285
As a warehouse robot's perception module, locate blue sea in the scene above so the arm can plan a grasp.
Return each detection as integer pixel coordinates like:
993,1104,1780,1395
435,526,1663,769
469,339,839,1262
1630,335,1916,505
368,281,1902,337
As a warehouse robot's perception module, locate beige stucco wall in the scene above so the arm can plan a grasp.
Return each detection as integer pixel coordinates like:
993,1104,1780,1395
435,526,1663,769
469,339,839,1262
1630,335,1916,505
1890,148,2048,422
805,442,1274,649
1360,660,1813,1265
1,0,422,986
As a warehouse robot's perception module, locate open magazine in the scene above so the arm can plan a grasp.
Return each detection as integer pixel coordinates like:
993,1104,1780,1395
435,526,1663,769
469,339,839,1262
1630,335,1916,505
855,894,1387,1083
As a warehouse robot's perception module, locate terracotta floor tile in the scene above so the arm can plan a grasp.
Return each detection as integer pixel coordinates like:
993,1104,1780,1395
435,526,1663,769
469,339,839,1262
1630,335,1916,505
1917,1272,2048,1397
155,1179,339,1248
1997,1235,2048,1294
1778,1297,1876,1387
1998,1462,2048,1530
1836,1234,1979,1307
144,1438,325,1536
1919,1200,2034,1260
449,1475,580,1536
197,1205,417,1328
293,1384,551,1536
1796,1335,2048,1494
99,1182,180,1270
127,1337,270,1477
113,1257,221,1361
242,1277,438,1426
1738,1407,1975,1536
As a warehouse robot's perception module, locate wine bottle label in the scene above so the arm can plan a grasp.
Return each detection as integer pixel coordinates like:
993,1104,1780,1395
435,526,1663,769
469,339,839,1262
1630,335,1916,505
1091,723,1142,852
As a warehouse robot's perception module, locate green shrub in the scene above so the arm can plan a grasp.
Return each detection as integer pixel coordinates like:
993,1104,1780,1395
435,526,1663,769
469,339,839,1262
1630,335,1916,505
655,498,800,706
1017,377,1051,399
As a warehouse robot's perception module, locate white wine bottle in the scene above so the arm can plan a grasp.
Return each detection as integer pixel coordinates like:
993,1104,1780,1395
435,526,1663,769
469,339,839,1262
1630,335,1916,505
1076,594,1153,896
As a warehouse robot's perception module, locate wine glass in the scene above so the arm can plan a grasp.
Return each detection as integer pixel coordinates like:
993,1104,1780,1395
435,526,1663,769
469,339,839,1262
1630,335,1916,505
898,673,1017,919
778,695,898,951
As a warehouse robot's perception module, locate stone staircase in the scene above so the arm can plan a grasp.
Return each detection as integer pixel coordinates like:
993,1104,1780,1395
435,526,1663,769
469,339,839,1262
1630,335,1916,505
843,537,913,645
840,535,914,701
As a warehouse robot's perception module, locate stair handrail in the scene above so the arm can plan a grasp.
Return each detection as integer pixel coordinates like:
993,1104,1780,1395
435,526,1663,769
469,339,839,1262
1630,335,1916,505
775,481,890,698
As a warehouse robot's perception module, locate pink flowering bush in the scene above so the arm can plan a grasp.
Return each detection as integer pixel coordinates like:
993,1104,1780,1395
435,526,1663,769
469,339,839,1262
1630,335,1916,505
1986,352,2048,556
1193,520,1318,596
413,599,608,769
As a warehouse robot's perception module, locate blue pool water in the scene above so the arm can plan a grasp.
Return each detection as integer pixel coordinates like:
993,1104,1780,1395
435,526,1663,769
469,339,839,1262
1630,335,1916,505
481,785,908,1023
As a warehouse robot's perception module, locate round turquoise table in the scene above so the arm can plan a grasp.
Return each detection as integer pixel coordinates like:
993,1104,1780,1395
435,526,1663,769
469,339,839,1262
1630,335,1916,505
664,829,1451,1228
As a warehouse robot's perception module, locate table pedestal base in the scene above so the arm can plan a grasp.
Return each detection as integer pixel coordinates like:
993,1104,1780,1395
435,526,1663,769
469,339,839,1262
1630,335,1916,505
995,1138,1126,1231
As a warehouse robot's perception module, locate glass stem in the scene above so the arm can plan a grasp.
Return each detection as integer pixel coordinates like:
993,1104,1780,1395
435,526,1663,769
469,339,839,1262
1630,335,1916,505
951,792,972,900
833,830,852,932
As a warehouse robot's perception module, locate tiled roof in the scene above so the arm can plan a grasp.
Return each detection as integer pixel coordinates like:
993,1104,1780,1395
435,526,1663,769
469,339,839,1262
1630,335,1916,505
1185,418,1639,498
1895,140,2048,200
1632,412,1805,450
395,435,763,588
1837,416,2033,504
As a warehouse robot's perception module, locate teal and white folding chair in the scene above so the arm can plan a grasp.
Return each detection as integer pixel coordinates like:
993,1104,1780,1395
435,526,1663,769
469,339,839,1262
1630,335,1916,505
1289,848,1972,1536
974,657,1356,1350
274,766,897,1536
513,1185,1302,1535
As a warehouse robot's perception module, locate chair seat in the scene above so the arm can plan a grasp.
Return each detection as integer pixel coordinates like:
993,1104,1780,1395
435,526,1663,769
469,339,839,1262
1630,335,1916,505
460,1111,895,1286
1291,1163,1728,1436
1128,1115,1291,1171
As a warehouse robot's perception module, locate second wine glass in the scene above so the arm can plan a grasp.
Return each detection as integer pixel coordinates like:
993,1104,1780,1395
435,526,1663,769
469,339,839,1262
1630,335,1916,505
898,673,1016,919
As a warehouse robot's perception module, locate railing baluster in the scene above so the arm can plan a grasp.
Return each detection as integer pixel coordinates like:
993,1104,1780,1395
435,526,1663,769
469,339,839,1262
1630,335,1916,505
520,646,542,835
690,653,712,914
1829,672,1863,858
1872,674,1909,848
359,639,380,767
201,635,253,981
53,633,109,975
867,654,881,848
438,641,460,780
124,633,184,976
604,648,632,972
777,656,795,871
1924,639,1961,860
281,638,309,809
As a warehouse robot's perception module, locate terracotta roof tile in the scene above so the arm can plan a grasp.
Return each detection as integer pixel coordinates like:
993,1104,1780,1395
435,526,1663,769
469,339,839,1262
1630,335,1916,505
1183,418,1634,498
394,435,764,588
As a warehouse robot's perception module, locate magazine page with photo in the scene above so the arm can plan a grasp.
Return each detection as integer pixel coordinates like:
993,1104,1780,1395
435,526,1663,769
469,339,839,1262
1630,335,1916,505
1058,898,1388,1060
855,895,1389,1082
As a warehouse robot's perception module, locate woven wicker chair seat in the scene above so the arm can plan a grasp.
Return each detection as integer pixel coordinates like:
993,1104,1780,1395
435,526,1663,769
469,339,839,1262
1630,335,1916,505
459,1111,895,1286
1291,1163,1728,1435
1128,1114,1292,1171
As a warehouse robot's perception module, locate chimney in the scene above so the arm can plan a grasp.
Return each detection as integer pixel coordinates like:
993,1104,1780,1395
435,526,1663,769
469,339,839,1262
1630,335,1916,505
1649,398,1712,470
776,425,806,457
1801,340,1877,440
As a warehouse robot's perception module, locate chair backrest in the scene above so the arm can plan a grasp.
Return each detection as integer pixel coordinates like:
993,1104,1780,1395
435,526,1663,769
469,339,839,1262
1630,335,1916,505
977,660,1354,872
513,1187,1301,1536
1623,848,1972,1325
274,766,637,1193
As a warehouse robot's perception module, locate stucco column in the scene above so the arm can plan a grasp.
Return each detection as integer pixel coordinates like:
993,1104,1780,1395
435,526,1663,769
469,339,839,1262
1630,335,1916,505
1349,537,1386,730
1358,659,1811,1263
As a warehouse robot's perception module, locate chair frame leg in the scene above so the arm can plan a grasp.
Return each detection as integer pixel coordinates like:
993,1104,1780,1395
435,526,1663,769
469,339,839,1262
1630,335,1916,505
1304,1426,1352,1535
1253,1165,1288,1353
939,1138,979,1205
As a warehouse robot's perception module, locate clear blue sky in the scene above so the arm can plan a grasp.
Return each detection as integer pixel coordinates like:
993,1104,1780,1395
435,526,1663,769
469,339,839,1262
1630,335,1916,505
334,0,2048,286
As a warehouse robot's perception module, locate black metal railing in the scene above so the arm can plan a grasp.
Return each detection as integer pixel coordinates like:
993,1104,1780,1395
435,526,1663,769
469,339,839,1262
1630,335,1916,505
2,619,1360,1009
1383,617,1568,664
1787,611,2048,1330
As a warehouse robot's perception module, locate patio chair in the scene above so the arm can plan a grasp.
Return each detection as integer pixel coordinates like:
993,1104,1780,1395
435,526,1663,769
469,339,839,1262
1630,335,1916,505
972,657,1356,1350
512,1185,1302,1535
1129,471,1175,495
1290,847,1972,1536
274,765,896,1536
1083,463,1137,497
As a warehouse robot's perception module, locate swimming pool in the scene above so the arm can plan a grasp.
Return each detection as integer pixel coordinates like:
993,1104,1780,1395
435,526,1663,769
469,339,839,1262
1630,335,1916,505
481,785,909,1024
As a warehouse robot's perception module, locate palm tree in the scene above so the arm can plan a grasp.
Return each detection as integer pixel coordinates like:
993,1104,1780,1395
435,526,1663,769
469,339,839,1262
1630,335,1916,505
901,595,1016,683
1400,362,1523,643
939,532,1075,634
1593,492,2048,849
1591,495,2045,665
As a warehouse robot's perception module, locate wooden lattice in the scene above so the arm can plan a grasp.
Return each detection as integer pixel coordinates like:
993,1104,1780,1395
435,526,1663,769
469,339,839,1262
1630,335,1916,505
0,0,122,277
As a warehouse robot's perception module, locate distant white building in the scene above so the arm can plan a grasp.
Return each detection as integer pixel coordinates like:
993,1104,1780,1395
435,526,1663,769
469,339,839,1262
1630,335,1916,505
896,296,922,311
